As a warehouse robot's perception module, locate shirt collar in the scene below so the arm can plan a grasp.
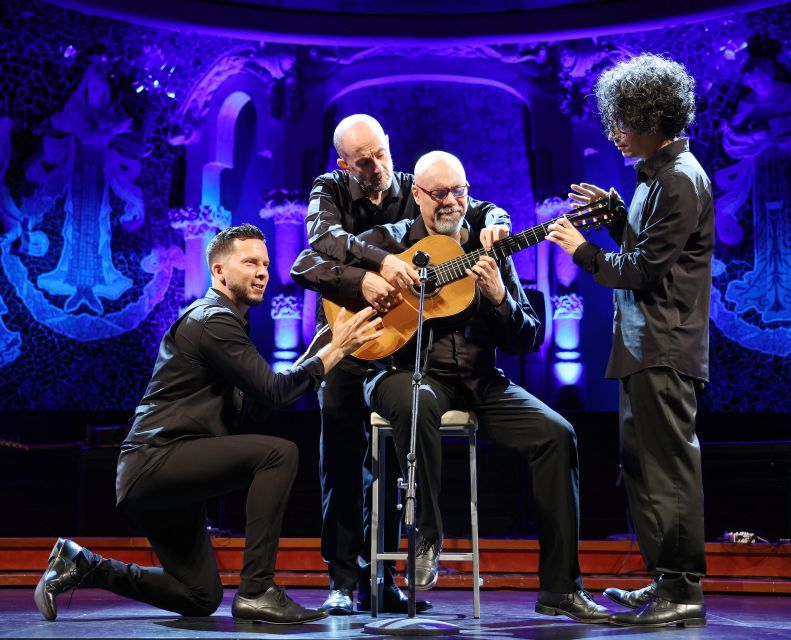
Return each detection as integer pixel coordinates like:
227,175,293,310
205,287,250,329
635,138,689,182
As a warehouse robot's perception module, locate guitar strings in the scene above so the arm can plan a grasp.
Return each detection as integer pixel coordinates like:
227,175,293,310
428,200,608,286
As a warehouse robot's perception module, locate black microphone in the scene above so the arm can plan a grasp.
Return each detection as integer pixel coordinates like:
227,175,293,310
412,250,430,268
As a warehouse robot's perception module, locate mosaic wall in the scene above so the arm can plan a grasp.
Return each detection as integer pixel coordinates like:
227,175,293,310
0,1,241,410
0,0,789,414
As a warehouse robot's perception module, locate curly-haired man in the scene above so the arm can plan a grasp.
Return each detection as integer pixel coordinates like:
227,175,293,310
546,53,713,628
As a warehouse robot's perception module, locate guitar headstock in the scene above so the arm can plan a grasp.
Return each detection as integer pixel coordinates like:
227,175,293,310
567,196,617,232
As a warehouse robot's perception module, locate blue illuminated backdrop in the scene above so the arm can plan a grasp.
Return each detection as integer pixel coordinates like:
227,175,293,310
0,0,789,414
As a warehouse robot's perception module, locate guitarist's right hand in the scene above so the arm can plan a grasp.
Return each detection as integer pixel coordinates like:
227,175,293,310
379,254,420,289
362,272,402,313
318,307,383,372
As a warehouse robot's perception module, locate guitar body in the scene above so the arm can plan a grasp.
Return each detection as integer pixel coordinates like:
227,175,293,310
322,234,476,360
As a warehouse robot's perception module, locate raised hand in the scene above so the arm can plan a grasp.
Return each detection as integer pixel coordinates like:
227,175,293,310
330,306,383,356
317,307,383,372
569,182,612,207
465,255,506,306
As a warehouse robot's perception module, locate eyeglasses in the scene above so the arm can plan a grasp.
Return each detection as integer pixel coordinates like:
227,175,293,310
415,183,470,203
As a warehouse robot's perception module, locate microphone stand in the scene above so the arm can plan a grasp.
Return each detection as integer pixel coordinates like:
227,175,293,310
364,250,459,637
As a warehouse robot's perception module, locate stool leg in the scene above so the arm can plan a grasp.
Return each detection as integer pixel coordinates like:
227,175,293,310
370,425,382,618
469,428,481,619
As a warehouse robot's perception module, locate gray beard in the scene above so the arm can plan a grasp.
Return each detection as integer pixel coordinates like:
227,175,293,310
434,206,463,235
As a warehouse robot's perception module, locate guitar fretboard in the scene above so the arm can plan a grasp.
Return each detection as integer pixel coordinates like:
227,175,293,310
427,201,608,286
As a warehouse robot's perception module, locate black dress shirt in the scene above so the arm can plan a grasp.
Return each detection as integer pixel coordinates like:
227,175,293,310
296,169,510,304
572,138,714,381
116,288,325,503
334,216,540,400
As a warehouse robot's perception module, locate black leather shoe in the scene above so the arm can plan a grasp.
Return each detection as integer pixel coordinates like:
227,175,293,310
358,583,433,613
604,581,656,608
407,537,441,591
34,538,94,621
535,589,612,624
610,596,706,627
232,586,329,624
320,588,354,615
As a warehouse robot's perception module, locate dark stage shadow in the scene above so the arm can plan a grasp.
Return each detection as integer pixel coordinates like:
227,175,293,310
158,615,366,634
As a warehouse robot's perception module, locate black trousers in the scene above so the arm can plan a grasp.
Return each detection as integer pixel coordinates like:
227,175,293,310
86,434,298,616
619,367,706,604
367,370,583,594
318,359,401,593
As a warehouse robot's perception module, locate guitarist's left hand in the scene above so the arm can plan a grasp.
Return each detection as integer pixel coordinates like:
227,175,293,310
480,224,509,251
466,256,506,306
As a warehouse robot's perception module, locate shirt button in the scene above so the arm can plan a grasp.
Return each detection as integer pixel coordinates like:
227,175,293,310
239,391,244,397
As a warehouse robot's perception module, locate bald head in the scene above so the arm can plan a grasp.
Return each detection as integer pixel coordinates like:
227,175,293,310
333,114,387,157
333,114,393,195
412,151,469,238
413,151,466,184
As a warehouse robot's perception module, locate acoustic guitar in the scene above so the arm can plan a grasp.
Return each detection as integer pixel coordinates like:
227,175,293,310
322,195,616,360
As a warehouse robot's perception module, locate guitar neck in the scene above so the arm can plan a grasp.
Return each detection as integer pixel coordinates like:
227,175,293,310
429,197,608,287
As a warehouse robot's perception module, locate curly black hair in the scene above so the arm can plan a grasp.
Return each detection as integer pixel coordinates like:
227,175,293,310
594,53,696,139
206,223,265,268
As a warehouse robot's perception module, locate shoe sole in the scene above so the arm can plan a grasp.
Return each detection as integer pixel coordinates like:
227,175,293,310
610,617,706,628
534,603,610,624
321,606,354,616
410,574,438,591
233,612,329,625
603,591,644,609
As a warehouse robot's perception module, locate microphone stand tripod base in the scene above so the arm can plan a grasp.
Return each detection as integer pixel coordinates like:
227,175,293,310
363,617,460,636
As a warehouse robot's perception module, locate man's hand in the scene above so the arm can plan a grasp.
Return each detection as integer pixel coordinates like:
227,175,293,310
465,256,506,305
361,272,401,313
318,307,383,372
569,182,616,208
330,307,383,356
379,254,419,289
480,224,509,251
546,216,587,256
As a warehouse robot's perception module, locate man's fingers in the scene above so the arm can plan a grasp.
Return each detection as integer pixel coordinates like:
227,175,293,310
365,317,384,331
358,329,384,344
356,305,378,318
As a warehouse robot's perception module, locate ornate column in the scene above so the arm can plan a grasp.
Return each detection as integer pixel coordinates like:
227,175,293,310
536,197,585,408
169,204,232,303
260,194,307,370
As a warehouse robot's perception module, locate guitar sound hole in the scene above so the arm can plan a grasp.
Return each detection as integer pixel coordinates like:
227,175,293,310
410,281,441,298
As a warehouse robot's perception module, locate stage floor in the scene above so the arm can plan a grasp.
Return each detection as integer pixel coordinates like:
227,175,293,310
2,588,789,639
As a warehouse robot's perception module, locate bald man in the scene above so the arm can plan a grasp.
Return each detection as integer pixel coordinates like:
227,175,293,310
349,151,609,624
291,115,510,615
